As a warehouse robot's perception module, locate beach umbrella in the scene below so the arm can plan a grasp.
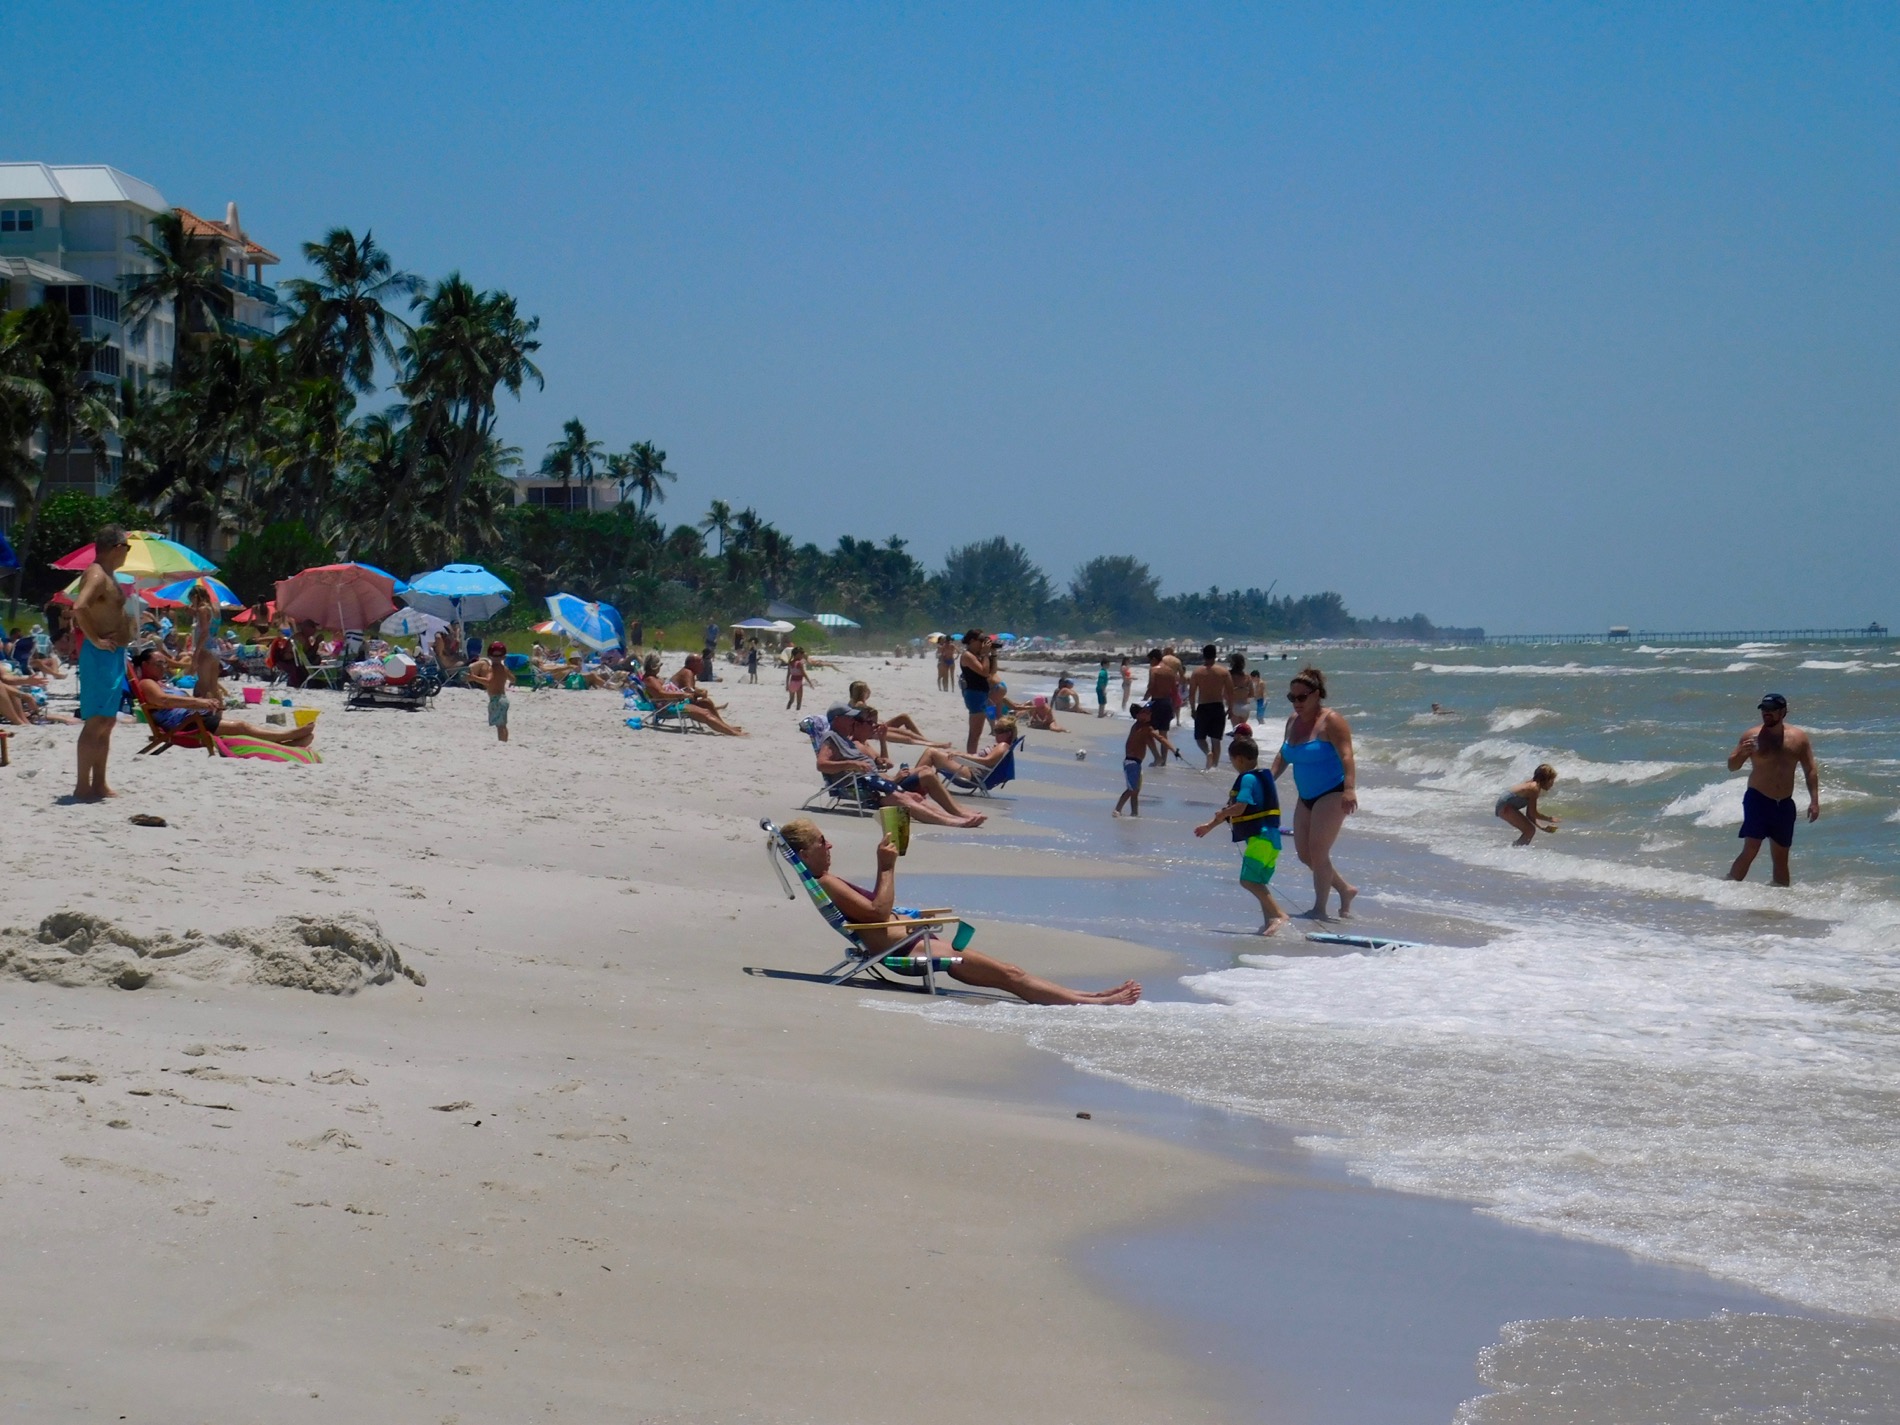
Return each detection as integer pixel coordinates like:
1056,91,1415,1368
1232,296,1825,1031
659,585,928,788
531,619,559,634
545,592,625,651
768,619,796,634
51,531,217,585
401,564,512,623
352,562,410,594
996,632,1017,642
275,563,399,632
380,605,449,640
813,612,861,629
732,617,779,630
54,569,139,605
150,575,243,608
231,600,277,625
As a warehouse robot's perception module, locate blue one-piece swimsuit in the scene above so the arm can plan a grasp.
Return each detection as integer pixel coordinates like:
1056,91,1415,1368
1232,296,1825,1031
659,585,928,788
1280,735,1346,809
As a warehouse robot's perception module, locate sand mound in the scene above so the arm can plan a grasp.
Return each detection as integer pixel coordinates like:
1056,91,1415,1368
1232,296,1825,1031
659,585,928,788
0,911,426,994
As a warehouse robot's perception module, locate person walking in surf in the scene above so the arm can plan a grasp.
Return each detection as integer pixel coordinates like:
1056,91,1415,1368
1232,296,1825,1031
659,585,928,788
1726,693,1820,886
1495,764,1559,845
1268,666,1359,920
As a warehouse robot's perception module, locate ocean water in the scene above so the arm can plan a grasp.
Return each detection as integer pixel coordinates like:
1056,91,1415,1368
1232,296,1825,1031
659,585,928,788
899,640,1900,1417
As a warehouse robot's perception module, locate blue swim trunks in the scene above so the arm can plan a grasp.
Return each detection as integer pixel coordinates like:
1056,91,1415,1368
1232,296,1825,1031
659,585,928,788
1123,757,1143,791
1738,786,1797,848
961,688,990,715
78,641,127,721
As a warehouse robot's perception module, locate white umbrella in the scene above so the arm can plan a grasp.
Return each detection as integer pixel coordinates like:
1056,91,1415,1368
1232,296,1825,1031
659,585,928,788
381,606,449,640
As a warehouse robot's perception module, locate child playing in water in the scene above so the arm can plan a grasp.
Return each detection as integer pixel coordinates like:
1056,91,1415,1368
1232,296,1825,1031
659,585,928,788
1495,763,1560,845
1114,702,1177,817
1096,658,1111,717
1119,656,1134,711
1194,734,1289,934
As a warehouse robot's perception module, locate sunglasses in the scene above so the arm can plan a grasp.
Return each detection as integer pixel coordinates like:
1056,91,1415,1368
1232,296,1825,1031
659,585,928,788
1287,692,1312,703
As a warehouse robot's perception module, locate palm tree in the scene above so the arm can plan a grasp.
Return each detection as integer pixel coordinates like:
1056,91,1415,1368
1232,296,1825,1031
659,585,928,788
280,228,423,392
540,417,604,511
124,211,227,382
698,498,734,554
400,275,542,549
612,439,677,514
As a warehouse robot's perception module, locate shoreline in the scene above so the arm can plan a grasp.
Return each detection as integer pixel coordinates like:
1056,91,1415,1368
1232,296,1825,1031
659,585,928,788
3,650,1891,1420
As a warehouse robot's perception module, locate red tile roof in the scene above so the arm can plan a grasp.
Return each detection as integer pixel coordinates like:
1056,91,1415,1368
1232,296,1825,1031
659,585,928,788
172,206,280,265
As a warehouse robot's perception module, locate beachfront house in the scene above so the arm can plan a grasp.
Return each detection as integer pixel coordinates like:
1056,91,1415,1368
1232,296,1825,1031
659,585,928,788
0,162,280,532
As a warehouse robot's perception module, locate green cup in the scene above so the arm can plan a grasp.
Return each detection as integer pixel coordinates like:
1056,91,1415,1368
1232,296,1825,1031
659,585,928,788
878,805,911,855
951,920,976,952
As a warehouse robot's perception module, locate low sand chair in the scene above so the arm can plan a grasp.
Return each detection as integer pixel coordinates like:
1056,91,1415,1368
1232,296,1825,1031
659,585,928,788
762,818,968,994
949,733,1024,797
132,671,220,757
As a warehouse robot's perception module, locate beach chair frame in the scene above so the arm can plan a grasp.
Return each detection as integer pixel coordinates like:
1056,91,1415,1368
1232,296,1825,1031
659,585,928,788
949,735,1024,798
130,674,220,758
761,819,960,993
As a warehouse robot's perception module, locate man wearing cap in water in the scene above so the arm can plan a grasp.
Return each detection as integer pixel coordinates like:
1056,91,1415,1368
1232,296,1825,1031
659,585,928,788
1726,692,1820,886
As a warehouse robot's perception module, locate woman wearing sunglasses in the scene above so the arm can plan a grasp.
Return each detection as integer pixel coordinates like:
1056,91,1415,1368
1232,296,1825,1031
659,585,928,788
1270,666,1359,920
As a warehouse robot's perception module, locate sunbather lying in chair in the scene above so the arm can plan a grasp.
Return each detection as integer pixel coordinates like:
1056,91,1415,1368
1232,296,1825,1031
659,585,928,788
845,680,949,749
945,715,1023,796
772,817,1140,1004
807,714,986,827
641,655,744,735
132,647,318,751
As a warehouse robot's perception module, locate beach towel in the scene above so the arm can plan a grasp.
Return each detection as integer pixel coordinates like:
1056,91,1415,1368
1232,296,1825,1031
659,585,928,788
215,735,321,765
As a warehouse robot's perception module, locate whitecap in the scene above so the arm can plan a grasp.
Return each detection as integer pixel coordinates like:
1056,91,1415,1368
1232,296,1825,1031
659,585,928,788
1661,779,1748,828
1486,707,1556,732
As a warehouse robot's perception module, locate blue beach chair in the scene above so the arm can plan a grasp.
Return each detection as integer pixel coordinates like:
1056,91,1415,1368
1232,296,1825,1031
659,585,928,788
761,818,967,993
950,734,1024,797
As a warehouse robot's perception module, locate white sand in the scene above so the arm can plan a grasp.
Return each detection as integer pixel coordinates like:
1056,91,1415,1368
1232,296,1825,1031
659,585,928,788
0,654,1261,1421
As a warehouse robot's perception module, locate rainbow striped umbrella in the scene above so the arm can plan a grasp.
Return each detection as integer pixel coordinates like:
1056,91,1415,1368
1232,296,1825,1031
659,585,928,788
51,531,216,586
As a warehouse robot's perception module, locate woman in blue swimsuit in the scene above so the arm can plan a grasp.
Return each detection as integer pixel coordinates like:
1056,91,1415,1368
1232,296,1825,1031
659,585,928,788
1269,666,1359,920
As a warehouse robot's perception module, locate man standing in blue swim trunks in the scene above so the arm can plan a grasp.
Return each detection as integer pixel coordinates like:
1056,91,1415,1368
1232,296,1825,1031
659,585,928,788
1727,692,1820,887
70,525,133,801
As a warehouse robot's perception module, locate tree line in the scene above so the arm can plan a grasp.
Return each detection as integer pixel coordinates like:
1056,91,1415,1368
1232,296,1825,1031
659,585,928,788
1,220,1475,641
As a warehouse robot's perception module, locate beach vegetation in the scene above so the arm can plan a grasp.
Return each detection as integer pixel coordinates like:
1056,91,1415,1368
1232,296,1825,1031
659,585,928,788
3,221,1477,639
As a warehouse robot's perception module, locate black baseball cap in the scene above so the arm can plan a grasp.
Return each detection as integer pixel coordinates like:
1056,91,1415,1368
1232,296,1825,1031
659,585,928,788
1758,693,1788,710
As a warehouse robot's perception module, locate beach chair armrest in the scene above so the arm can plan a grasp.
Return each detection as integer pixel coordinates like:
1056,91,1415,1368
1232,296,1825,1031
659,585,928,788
844,916,960,930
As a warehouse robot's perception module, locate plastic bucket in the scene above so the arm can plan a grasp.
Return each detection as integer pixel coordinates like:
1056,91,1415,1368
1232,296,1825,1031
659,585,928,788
293,709,320,728
242,686,264,705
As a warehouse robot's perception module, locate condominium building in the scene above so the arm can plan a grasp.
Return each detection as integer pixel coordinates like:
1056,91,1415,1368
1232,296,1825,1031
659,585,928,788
0,162,281,517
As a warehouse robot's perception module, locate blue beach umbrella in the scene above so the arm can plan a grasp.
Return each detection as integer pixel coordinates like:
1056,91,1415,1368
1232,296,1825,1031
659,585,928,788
545,592,625,651
353,562,410,594
151,575,243,608
401,564,512,623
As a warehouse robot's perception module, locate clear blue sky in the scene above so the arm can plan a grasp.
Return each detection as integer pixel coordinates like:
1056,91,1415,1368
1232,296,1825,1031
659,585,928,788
14,3,1899,631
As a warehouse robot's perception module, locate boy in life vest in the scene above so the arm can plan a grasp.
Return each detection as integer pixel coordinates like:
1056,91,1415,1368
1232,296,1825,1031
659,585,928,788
1193,734,1290,935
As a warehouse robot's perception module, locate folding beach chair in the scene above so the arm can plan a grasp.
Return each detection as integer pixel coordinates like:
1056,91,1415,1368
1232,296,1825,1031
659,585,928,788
131,674,219,758
950,734,1024,798
293,640,345,691
797,717,884,816
761,818,965,993
625,680,710,733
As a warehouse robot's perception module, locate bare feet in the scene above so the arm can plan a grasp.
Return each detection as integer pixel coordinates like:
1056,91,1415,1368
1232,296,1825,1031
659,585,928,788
1337,884,1358,918
1256,916,1291,936
1082,981,1142,1005
1294,907,1332,922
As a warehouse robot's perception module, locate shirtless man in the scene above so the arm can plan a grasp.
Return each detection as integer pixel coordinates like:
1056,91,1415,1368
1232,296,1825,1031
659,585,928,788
1187,644,1232,769
1726,693,1820,886
1142,649,1179,765
475,639,512,742
779,819,1139,1005
70,525,134,800
131,647,317,748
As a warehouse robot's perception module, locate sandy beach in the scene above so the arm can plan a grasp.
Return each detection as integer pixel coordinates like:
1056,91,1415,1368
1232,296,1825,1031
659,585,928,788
0,653,1262,1423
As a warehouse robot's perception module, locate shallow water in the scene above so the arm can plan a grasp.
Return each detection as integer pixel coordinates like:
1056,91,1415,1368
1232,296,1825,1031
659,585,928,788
901,641,1900,1418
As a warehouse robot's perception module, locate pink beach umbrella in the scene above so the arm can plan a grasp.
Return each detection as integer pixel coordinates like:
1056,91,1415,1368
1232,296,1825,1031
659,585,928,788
274,563,399,632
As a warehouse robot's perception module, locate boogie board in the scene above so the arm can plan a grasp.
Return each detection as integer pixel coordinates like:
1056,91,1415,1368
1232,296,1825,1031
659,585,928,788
1303,931,1420,952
